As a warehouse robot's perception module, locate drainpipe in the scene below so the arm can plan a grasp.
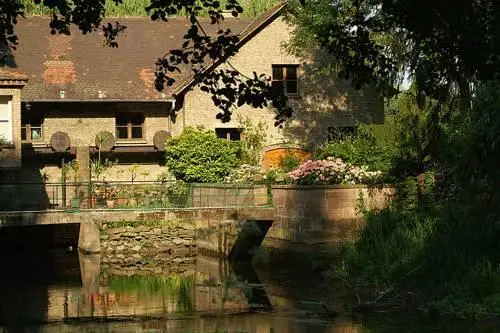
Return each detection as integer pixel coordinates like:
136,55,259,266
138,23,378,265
168,99,175,132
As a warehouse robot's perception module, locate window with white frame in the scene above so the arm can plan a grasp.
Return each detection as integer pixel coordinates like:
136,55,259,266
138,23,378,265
0,96,12,143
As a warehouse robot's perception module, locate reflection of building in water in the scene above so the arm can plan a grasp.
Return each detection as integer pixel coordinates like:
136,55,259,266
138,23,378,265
1,252,364,333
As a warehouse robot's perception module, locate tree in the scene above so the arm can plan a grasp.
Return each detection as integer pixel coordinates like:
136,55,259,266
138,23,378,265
286,0,500,106
284,0,500,174
0,0,292,125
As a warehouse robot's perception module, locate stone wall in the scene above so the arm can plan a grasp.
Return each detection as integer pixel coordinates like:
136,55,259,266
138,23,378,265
0,88,23,169
27,102,172,147
100,221,197,273
268,185,395,245
180,17,383,147
191,184,269,207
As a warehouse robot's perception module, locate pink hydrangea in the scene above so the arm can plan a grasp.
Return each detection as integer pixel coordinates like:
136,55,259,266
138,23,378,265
288,156,382,185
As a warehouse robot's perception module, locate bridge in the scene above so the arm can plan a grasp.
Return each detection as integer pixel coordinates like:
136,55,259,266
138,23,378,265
0,207,275,261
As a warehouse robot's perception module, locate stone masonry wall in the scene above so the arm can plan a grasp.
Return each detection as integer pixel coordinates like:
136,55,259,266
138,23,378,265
268,185,395,245
0,88,23,169
180,17,383,147
100,221,197,275
29,102,171,147
191,184,269,207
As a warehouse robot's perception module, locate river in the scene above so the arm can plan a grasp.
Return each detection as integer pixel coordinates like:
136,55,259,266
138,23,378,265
0,248,498,333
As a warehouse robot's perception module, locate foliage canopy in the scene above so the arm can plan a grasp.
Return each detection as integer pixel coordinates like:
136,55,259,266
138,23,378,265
0,0,291,125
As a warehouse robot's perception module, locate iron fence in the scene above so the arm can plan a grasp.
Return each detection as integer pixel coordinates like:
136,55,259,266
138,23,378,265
0,181,270,211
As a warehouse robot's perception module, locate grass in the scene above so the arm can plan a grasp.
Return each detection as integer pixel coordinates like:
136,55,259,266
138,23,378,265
20,0,280,18
330,192,500,319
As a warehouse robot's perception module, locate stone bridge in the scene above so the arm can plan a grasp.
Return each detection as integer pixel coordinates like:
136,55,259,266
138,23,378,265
0,207,275,261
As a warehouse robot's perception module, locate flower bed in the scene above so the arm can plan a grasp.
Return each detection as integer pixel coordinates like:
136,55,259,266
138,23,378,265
288,157,381,185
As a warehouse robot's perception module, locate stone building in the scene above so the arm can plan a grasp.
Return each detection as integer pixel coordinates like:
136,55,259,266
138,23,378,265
0,3,382,181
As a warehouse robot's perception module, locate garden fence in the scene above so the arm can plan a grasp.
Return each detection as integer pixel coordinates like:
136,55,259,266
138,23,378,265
0,181,270,211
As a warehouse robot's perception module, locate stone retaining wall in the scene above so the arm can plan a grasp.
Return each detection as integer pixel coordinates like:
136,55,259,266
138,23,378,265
191,184,269,207
268,185,395,245
101,254,196,276
100,221,197,271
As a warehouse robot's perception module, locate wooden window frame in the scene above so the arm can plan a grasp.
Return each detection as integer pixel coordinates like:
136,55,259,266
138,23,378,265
116,112,145,141
215,128,241,141
272,64,299,96
21,114,44,143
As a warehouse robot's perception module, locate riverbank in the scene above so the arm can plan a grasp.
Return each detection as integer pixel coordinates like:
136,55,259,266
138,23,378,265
325,200,500,320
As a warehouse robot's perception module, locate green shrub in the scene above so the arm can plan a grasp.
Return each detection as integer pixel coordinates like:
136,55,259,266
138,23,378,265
315,135,394,173
165,127,243,183
280,153,301,172
224,164,265,183
237,115,268,166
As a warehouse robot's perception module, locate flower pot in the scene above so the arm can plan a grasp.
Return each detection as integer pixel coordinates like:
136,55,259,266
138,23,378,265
127,198,137,207
106,200,115,209
115,198,128,206
70,198,80,208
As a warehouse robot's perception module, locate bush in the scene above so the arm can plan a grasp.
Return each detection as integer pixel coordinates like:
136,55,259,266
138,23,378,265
315,136,394,173
165,127,243,183
224,164,265,183
280,153,301,172
288,157,382,185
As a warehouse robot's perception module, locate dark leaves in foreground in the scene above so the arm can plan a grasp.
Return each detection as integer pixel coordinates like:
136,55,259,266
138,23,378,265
0,0,291,125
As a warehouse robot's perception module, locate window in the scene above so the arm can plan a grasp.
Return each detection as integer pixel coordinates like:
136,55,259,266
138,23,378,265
0,96,12,142
328,126,356,142
21,113,43,143
116,112,144,140
272,65,299,96
216,128,241,141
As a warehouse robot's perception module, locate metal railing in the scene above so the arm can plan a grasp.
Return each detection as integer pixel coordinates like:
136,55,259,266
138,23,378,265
0,181,271,211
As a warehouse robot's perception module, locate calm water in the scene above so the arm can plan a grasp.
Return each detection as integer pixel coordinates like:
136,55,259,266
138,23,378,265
0,249,498,333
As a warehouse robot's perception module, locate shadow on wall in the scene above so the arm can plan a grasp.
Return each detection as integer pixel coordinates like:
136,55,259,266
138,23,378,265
0,166,53,211
269,185,395,247
0,44,16,68
283,51,384,149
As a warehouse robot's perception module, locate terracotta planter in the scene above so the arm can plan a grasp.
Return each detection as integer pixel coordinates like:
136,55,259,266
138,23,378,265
106,200,115,209
82,198,96,209
115,198,128,206
127,198,137,207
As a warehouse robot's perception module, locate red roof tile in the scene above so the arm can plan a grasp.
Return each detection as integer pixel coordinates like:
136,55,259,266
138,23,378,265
9,16,252,101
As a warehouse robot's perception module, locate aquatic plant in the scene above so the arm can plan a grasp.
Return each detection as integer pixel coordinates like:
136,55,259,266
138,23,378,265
108,275,194,311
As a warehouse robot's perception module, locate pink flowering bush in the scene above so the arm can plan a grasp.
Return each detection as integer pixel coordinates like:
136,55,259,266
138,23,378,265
288,157,382,185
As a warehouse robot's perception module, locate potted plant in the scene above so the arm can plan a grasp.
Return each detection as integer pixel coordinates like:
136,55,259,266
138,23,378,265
105,184,118,208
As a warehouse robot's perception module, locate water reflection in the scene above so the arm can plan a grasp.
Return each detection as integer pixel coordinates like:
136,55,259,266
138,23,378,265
0,250,499,333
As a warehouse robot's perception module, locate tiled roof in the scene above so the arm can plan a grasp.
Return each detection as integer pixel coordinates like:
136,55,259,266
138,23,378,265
0,69,28,86
8,15,253,101
172,2,287,96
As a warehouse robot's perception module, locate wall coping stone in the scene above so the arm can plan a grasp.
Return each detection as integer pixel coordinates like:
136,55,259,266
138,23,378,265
0,144,15,150
272,184,396,190
191,183,266,189
262,143,310,153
